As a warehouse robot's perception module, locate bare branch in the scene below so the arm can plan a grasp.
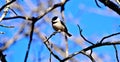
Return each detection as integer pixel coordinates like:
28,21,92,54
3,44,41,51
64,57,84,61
64,36,69,62
3,16,32,20
44,31,58,43
113,45,119,62
37,0,69,20
9,7,18,16
90,49,93,58
60,0,69,21
24,19,36,62
62,41,120,61
44,37,62,61
0,0,11,22
100,32,120,43
95,0,101,8
49,44,53,62
34,28,62,61
0,52,7,62
0,0,16,11
99,0,120,15
77,24,94,45
82,51,95,62
0,24,14,28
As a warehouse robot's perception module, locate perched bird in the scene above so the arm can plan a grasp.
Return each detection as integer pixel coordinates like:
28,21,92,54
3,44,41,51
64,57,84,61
52,16,72,37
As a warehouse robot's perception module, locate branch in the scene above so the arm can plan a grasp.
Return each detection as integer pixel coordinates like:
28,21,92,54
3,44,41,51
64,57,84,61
113,45,119,62
3,16,32,20
0,0,10,22
99,0,120,15
81,51,95,62
100,32,120,43
34,28,63,61
90,49,93,58
77,25,94,45
95,0,101,8
62,41,120,61
0,24,14,28
49,44,53,62
37,0,69,20
9,7,18,16
61,0,69,21
0,0,16,12
24,18,36,62
65,36,69,62
0,52,7,62
44,31,58,43
44,37,62,61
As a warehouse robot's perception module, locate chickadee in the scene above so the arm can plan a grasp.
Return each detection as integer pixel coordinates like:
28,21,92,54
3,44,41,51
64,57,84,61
52,16,72,37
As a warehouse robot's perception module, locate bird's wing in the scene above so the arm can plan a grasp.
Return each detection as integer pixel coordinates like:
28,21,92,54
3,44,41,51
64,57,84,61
60,21,68,32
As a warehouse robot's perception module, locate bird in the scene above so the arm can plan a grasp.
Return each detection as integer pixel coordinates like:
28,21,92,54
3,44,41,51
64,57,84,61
51,16,72,37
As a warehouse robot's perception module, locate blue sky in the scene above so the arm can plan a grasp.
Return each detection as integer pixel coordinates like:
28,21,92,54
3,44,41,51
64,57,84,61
0,0,120,62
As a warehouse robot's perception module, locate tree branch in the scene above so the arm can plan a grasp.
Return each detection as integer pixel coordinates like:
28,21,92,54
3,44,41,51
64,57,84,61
37,0,69,20
24,17,37,62
3,16,32,20
62,41,120,61
77,24,94,45
0,0,16,12
44,37,62,61
99,0,120,15
0,52,7,62
0,0,11,22
113,45,119,62
100,32,120,43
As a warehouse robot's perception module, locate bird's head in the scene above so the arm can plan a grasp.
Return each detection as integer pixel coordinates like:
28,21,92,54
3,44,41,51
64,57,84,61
52,16,60,23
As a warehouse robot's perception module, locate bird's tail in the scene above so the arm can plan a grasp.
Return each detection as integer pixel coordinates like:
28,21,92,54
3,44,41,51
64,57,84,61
66,32,72,37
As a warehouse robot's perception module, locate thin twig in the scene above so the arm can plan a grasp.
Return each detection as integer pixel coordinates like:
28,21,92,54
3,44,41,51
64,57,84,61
90,49,93,58
34,28,62,61
77,24,94,45
65,35,68,62
0,24,14,28
9,7,18,16
50,44,53,62
100,32,120,43
44,31,58,43
44,37,62,61
95,0,101,8
82,51,95,62
113,45,119,62
61,0,68,21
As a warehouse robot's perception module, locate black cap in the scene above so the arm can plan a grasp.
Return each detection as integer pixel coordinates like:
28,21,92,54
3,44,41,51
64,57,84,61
52,16,58,21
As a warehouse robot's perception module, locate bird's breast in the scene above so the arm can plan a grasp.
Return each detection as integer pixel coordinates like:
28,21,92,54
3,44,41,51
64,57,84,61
52,22,64,31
